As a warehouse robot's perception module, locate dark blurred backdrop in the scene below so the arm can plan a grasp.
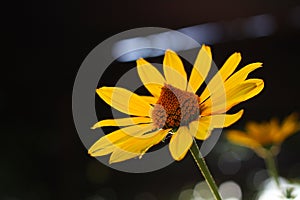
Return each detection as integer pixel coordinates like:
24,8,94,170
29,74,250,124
3,0,300,199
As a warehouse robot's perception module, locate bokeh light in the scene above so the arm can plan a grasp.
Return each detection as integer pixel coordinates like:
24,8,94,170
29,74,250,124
257,178,300,200
219,181,242,200
193,181,214,199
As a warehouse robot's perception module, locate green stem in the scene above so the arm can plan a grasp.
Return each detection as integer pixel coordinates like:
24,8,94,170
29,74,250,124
190,139,222,200
264,151,280,187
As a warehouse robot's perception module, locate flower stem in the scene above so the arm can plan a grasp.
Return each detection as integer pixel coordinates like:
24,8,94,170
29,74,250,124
190,139,222,200
264,151,280,187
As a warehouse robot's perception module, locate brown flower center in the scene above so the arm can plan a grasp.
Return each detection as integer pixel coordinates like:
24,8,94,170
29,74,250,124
151,84,200,129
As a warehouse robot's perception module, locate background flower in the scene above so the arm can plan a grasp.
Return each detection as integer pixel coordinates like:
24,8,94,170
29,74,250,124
226,113,300,157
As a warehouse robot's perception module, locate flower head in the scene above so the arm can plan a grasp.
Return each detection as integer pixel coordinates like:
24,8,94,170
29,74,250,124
89,45,264,163
226,113,300,157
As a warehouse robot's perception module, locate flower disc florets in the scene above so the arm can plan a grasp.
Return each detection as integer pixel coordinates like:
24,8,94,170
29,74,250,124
152,84,200,129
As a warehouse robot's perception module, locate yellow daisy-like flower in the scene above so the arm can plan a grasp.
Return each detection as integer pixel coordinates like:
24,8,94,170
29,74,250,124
227,113,300,157
89,45,264,163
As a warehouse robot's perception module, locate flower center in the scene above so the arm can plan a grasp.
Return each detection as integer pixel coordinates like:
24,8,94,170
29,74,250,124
151,84,200,129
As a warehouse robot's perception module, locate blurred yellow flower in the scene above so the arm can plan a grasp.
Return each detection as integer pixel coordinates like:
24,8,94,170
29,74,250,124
89,45,264,163
227,113,300,157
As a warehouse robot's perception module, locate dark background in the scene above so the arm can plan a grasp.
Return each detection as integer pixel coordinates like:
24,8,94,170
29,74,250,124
3,0,300,199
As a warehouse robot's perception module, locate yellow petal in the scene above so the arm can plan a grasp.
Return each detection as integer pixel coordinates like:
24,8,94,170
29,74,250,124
163,50,187,90
255,121,276,145
91,117,152,129
187,45,212,93
211,79,257,103
169,126,193,161
137,58,165,97
117,128,170,151
200,110,244,128
224,62,262,89
281,113,300,136
209,110,244,128
109,148,139,163
245,121,261,133
275,113,300,143
246,121,268,141
201,63,262,113
89,145,116,157
200,94,226,116
88,124,153,155
189,117,212,140
199,71,224,104
201,79,264,115
226,130,262,150
96,87,152,116
224,79,264,108
109,129,170,163
189,110,243,140
140,96,157,104
200,52,241,101
220,52,242,81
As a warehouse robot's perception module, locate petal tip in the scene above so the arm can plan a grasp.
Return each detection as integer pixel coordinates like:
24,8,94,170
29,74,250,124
256,79,265,87
166,49,174,53
235,52,242,58
109,157,118,164
202,44,211,50
96,87,105,94
201,45,212,56
136,58,146,65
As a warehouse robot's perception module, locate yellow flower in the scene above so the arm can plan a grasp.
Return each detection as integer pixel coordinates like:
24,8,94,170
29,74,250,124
89,45,264,163
227,113,300,157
